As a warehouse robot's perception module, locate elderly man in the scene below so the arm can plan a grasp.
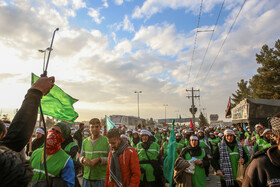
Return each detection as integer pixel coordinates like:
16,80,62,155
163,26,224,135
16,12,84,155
212,129,248,187
105,128,141,187
243,113,280,187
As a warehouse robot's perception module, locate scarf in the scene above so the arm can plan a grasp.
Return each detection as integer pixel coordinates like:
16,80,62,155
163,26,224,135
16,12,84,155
110,140,129,187
219,137,243,186
142,138,152,150
46,130,64,155
186,144,202,157
132,136,140,146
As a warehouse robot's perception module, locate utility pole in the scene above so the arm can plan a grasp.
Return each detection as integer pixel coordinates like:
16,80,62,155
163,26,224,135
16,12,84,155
186,87,200,127
134,91,142,118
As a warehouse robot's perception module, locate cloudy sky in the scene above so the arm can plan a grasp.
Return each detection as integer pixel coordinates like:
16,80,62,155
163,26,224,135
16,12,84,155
0,0,279,123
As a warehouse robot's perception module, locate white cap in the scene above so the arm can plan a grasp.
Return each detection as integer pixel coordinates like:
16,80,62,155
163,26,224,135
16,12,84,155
140,129,150,136
176,133,181,137
233,128,237,131
190,135,198,140
218,133,223,138
36,128,45,135
224,129,234,136
132,130,139,134
261,128,271,136
198,130,204,133
121,134,130,141
209,132,214,136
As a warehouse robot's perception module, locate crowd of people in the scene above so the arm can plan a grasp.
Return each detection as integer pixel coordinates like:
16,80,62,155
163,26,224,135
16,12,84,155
0,76,280,187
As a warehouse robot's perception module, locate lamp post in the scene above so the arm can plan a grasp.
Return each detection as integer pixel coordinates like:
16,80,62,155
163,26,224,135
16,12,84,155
38,47,52,71
134,91,142,118
163,104,168,126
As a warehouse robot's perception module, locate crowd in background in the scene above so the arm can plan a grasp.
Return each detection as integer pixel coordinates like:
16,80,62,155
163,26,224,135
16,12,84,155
0,76,280,187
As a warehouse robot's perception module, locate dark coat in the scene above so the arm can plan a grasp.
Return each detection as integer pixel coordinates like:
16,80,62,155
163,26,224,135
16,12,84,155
242,146,280,187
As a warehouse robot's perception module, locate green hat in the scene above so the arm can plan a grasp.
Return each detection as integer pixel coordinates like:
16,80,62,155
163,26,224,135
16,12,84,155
54,122,71,140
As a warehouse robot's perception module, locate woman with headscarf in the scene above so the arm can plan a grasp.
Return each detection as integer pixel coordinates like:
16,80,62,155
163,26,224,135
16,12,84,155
130,130,140,148
137,129,162,187
212,129,248,187
179,135,210,187
26,127,45,156
243,137,257,167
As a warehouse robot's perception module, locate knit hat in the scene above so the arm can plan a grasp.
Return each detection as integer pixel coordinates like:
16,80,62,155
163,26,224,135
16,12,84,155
54,122,71,140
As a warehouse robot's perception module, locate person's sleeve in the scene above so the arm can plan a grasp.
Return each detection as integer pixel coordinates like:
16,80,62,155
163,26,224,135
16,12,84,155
100,146,110,165
1,89,42,152
61,157,75,187
242,159,264,187
105,152,112,187
128,148,141,187
211,146,220,171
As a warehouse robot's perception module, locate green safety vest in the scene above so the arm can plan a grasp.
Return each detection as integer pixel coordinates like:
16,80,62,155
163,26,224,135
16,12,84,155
185,148,206,187
64,141,78,160
137,142,160,182
185,139,190,147
82,136,109,180
256,138,271,151
177,139,185,149
30,148,70,182
209,137,220,152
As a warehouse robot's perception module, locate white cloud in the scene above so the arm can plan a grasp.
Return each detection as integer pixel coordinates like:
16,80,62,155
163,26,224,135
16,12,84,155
114,0,123,5
71,0,86,9
102,0,109,8
123,15,135,32
133,24,190,56
88,8,104,24
52,0,68,7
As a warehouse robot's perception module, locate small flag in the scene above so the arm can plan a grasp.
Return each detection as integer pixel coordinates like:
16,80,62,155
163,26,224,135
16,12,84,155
31,73,78,124
243,123,247,132
190,119,194,130
163,119,176,187
225,97,232,118
106,115,115,132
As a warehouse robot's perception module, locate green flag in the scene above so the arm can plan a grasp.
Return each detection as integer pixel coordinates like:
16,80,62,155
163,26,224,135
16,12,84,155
163,119,176,186
31,73,79,124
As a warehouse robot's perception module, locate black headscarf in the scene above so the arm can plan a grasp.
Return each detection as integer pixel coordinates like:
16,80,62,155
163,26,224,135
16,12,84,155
141,136,153,150
132,136,140,146
181,140,201,157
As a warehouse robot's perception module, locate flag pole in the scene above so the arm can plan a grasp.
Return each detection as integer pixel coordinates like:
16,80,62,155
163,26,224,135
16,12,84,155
40,28,59,187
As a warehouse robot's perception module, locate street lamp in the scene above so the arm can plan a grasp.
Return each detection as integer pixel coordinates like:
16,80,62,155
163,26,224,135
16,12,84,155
163,104,168,126
134,91,142,118
38,47,52,72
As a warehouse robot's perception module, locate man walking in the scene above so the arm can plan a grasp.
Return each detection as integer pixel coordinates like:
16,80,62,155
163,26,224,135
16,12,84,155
105,128,141,187
243,113,280,187
79,118,109,187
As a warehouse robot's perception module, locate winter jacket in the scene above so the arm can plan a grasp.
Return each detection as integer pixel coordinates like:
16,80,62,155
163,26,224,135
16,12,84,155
242,146,280,187
105,146,141,187
0,89,42,152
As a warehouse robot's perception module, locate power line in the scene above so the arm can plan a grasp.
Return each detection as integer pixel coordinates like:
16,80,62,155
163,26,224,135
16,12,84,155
192,0,226,87
200,0,247,87
186,0,203,86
